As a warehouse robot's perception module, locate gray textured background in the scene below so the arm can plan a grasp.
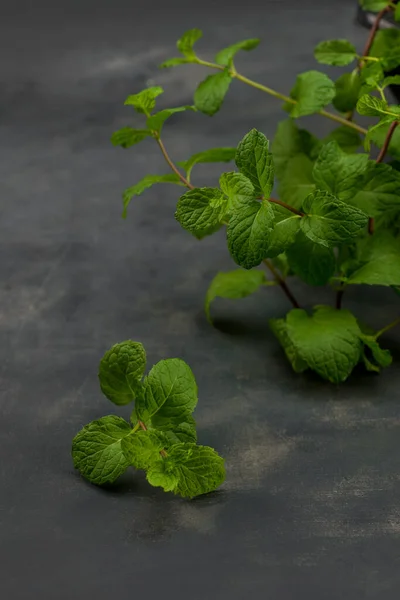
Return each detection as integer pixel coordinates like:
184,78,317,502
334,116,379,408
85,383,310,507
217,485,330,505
1,1,400,598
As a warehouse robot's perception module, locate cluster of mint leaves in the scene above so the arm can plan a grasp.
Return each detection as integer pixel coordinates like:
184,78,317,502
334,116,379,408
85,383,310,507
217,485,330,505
111,0,400,384
72,341,225,498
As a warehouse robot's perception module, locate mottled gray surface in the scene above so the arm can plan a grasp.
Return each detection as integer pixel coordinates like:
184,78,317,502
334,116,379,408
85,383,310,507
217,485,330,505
1,0,400,598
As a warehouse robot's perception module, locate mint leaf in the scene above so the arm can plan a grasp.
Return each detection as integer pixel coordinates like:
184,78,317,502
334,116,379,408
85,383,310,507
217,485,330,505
175,187,228,236
235,129,274,197
382,48,400,71
178,147,236,180
160,57,192,68
159,418,197,445
147,444,225,498
272,119,321,179
324,127,362,154
269,318,308,373
99,341,146,406
301,190,368,247
121,429,166,470
346,233,400,286
215,38,260,67
277,153,316,210
333,72,362,113
177,28,202,58
396,4,400,22
383,75,400,89
111,128,152,148
360,335,392,369
366,118,400,159
313,141,369,202
72,416,132,485
146,106,195,133
136,358,198,425
266,206,301,258
286,306,362,383
286,232,336,285
124,87,164,115
194,71,232,116
205,268,269,322
287,71,336,118
352,163,400,219
360,61,384,87
370,29,400,59
314,39,357,66
356,94,392,118
359,0,390,10
122,174,181,218
227,200,275,269
219,172,255,208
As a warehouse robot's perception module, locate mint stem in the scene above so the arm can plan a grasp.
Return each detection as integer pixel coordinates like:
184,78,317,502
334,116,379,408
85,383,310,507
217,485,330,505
138,419,168,458
263,259,300,309
269,197,304,217
376,317,400,338
156,137,194,189
360,6,391,66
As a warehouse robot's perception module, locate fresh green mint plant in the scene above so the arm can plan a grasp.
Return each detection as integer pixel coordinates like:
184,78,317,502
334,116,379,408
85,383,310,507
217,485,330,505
112,0,400,383
72,341,225,498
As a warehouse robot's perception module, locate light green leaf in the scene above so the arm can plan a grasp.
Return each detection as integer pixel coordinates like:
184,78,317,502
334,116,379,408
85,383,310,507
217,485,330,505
312,140,369,202
158,418,198,445
324,126,362,154
352,162,400,218
194,70,232,116
277,153,316,210
178,147,237,180
146,106,195,133
227,200,275,269
314,39,357,66
121,429,167,470
333,72,362,113
175,187,228,236
72,416,132,485
370,29,400,59
356,94,392,117
286,305,362,383
215,38,260,66
360,334,392,369
205,268,269,322
359,0,390,11
235,129,274,197
360,61,384,87
396,4,400,22
177,28,203,58
111,128,152,148
272,119,321,179
122,174,181,218
265,206,301,258
124,87,164,115
286,231,336,285
136,358,198,425
346,232,400,286
99,341,146,406
382,75,400,89
219,172,255,208
160,57,192,68
301,190,368,248
147,444,225,498
269,318,309,373
287,70,336,118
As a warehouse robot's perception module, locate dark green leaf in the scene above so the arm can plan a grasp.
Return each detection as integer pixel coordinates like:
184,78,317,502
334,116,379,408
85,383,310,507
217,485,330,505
277,153,316,210
272,119,321,179
346,232,400,286
324,126,362,154
99,341,146,406
235,129,274,197
352,162,400,219
175,187,229,236
194,70,232,116
227,200,275,269
333,72,362,113
269,318,309,373
265,206,301,258
287,70,336,118
360,335,392,369
286,231,336,286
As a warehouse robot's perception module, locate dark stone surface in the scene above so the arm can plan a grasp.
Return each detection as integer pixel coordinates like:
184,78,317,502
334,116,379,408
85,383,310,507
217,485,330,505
1,1,400,598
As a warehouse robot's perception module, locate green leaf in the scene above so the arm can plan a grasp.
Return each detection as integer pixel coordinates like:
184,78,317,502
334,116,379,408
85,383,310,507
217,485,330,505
360,61,384,87
146,106,195,133
159,418,198,445
121,429,166,470
346,232,400,286
382,48,400,71
159,57,192,68
301,190,368,248
286,306,362,383
175,187,228,236
227,200,275,269
314,39,357,66
286,231,336,285
269,318,308,373
333,72,362,113
356,94,391,117
382,75,400,89
215,38,260,66
359,335,392,369
147,444,225,498
72,416,132,485
312,140,369,202
396,4,400,22
205,268,269,322
265,206,301,258
219,172,255,208
352,162,400,219
99,341,146,406
111,128,152,148
359,0,390,9
122,174,181,218
136,358,198,425
324,126,362,154
235,129,274,197
366,118,400,159
124,87,164,115
287,71,336,118
194,70,232,116
370,28,400,59
178,147,236,180
177,28,203,58
272,119,321,179
277,153,316,210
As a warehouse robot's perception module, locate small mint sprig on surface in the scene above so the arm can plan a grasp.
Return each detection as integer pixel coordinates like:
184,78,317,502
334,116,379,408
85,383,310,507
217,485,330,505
72,341,225,498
